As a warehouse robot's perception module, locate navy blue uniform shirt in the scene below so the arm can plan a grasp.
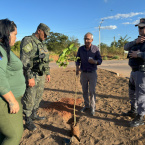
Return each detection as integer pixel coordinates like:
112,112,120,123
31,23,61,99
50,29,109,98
76,45,102,71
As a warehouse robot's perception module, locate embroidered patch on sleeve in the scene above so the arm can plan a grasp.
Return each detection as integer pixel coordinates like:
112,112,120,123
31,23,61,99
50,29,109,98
23,43,33,53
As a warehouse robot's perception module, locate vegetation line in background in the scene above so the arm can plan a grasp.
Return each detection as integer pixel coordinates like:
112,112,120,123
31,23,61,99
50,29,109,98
11,32,129,59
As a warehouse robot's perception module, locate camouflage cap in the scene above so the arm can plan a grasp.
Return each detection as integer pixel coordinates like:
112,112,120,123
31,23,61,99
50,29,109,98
37,23,50,36
135,18,145,27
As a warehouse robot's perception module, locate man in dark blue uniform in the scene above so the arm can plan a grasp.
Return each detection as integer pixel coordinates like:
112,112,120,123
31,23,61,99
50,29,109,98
123,18,145,127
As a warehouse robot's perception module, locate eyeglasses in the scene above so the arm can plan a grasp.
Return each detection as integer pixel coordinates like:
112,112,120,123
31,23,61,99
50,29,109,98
84,38,92,41
139,27,145,30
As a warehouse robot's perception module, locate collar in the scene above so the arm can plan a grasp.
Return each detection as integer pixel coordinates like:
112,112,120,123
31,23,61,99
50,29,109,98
32,33,46,44
31,33,42,44
83,45,92,51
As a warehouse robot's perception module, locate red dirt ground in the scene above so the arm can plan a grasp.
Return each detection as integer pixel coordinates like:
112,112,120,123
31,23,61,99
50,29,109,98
43,98,83,122
20,67,145,145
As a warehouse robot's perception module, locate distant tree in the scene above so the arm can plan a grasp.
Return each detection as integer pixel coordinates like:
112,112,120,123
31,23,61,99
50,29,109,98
100,42,108,48
11,41,21,51
110,35,130,48
99,43,109,55
117,35,130,48
45,32,80,54
45,32,68,53
110,41,118,48
68,36,80,48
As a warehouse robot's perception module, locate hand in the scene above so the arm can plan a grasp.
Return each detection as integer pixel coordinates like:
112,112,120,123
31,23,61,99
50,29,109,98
46,75,50,82
76,69,80,75
88,58,97,64
9,99,20,114
129,50,140,58
76,66,80,75
28,78,35,87
136,36,145,44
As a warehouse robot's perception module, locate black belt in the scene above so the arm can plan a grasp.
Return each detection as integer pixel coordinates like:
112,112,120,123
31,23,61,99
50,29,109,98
32,71,43,76
82,70,95,73
132,68,139,72
132,64,145,72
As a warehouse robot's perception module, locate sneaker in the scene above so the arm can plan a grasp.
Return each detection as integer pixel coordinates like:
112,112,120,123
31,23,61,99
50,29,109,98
122,110,137,118
130,114,144,127
91,109,95,116
80,107,90,112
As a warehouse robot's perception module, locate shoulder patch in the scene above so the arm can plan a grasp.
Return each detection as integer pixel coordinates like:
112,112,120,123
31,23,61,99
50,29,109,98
21,36,33,53
22,43,33,53
20,36,32,48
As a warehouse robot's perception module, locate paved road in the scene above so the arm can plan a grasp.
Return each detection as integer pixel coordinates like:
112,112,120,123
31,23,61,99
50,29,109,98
50,59,131,78
98,59,131,78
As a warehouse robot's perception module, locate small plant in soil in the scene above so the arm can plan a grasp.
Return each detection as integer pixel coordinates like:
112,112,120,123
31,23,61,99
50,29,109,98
56,44,80,142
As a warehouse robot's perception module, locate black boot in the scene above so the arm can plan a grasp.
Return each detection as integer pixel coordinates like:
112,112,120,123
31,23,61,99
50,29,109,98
31,109,46,120
25,117,37,131
122,105,137,118
130,114,144,127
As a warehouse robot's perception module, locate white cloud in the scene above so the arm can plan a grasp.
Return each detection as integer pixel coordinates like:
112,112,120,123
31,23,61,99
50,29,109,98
102,12,145,20
122,19,139,25
104,0,108,3
122,22,130,24
95,25,117,30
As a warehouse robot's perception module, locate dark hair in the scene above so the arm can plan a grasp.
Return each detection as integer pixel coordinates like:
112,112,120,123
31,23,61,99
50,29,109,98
0,19,17,62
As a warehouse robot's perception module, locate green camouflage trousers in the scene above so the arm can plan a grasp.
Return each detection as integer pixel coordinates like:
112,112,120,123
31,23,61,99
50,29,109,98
22,74,45,117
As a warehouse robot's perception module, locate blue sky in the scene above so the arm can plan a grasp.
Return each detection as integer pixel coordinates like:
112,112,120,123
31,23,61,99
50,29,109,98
1,0,145,46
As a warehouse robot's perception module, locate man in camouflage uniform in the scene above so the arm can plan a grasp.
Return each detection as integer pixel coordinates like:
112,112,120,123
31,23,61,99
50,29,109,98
20,23,50,131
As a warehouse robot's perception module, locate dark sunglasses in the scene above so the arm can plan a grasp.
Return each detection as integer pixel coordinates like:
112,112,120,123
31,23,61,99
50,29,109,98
139,27,145,30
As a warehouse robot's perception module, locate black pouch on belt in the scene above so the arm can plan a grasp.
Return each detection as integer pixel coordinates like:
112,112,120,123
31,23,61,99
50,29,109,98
139,65,145,72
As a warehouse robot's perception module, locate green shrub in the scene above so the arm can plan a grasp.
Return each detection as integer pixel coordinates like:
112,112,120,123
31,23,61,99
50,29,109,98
112,55,120,59
103,56,108,60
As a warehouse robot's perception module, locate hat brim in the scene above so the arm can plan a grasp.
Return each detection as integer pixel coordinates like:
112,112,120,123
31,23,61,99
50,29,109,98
44,31,50,36
135,23,145,27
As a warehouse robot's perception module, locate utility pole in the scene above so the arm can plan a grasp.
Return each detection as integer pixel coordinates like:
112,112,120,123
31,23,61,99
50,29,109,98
114,36,115,46
99,19,104,54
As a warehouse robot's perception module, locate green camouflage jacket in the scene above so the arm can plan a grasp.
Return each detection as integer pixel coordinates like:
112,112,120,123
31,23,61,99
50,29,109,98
20,34,50,79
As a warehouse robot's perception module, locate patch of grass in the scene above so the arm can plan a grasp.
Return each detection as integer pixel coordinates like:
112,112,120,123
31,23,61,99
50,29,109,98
103,56,108,60
112,55,120,59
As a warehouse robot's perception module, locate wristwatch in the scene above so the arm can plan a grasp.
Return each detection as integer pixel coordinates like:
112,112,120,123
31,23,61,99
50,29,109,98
137,52,142,58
